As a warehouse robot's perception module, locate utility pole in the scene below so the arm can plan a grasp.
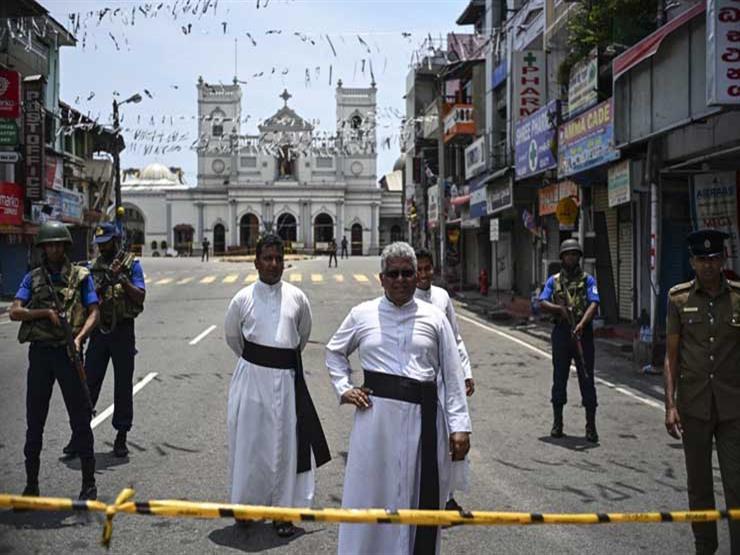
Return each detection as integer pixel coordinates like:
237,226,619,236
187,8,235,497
111,93,142,231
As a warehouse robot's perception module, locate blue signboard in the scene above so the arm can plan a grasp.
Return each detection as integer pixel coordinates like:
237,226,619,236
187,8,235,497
558,99,620,178
491,62,507,89
469,174,489,218
514,100,559,180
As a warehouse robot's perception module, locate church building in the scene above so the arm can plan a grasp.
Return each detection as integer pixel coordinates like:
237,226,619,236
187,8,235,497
121,78,403,255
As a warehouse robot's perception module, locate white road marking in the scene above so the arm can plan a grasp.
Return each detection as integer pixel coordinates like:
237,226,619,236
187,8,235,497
155,278,173,285
176,277,194,285
353,274,369,283
200,275,216,284
334,275,345,283
456,313,662,411
91,372,158,429
245,274,258,283
289,273,302,283
189,324,217,345
222,274,239,283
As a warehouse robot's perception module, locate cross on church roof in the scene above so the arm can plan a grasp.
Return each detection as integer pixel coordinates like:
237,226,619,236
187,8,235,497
279,89,292,106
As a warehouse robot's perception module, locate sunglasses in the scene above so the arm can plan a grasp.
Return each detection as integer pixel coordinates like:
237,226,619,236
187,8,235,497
384,269,416,279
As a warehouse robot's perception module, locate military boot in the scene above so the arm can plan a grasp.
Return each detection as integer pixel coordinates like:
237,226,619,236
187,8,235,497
550,404,564,438
79,457,97,500
62,436,77,458
585,407,599,443
23,458,40,497
113,431,129,458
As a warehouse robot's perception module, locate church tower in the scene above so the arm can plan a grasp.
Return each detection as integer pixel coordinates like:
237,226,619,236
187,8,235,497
196,76,242,188
335,80,377,186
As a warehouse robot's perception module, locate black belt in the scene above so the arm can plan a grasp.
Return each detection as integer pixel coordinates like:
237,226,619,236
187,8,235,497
241,339,331,473
362,370,439,555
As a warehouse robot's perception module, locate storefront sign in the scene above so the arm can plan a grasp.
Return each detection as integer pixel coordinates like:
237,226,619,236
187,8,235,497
427,184,439,226
691,172,740,275
0,120,19,146
0,182,23,225
556,196,579,229
608,159,631,207
539,180,579,215
487,177,514,215
23,77,45,202
568,48,599,118
512,50,545,123
45,156,64,190
515,100,559,180
33,188,84,223
490,218,500,241
0,69,21,119
707,0,740,105
0,151,20,164
469,177,489,218
492,62,507,89
558,98,620,178
464,136,486,180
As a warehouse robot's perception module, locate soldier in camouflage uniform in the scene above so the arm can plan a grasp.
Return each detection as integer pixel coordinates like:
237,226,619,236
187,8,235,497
64,223,146,459
665,229,740,555
9,221,100,500
538,238,600,443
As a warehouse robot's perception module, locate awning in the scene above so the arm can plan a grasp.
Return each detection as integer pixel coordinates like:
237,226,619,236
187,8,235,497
450,194,471,206
613,3,705,81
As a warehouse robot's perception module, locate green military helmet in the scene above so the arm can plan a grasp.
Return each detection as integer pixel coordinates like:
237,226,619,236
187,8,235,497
36,220,72,245
559,238,583,257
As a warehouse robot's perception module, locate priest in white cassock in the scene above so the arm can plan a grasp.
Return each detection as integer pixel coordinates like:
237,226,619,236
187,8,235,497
326,241,472,555
414,247,474,512
225,234,331,538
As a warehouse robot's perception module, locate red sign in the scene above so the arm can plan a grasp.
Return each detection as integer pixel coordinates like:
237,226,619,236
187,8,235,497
0,70,21,119
0,182,24,225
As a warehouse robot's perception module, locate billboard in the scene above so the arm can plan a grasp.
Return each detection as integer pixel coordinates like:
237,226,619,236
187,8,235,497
515,100,559,179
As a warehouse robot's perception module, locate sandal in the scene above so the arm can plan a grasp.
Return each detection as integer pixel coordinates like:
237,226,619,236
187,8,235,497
273,521,297,537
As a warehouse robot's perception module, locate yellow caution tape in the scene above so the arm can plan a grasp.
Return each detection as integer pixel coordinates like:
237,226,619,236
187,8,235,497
1,491,739,550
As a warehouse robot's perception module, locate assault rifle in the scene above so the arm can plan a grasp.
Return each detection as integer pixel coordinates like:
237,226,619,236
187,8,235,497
92,243,128,334
40,264,96,416
559,282,591,381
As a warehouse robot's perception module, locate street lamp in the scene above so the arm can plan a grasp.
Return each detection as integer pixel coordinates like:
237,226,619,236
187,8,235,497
112,93,142,227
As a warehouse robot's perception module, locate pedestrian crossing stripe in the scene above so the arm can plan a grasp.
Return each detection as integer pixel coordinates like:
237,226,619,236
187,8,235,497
200,276,216,284
176,277,193,285
289,274,302,283
353,274,369,283
311,274,323,283
245,274,258,283
145,273,378,286
155,278,173,285
334,275,344,283
222,274,239,283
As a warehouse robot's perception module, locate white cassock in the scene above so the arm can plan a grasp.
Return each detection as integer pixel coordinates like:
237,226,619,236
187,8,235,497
224,279,314,507
415,285,472,494
326,296,471,555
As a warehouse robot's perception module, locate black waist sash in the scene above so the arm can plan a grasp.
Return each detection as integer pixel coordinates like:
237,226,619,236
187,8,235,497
362,370,439,555
241,339,331,473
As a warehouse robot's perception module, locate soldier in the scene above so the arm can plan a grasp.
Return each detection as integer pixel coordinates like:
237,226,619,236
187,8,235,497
538,238,600,443
9,221,100,500
664,229,740,555
64,223,146,459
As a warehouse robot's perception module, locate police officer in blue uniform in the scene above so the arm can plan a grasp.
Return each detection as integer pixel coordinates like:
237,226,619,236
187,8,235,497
9,221,100,500
538,238,600,443
64,223,146,459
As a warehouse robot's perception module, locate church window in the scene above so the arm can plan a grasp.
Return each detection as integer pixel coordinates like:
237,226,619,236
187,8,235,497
240,156,257,168
212,124,223,137
350,115,362,130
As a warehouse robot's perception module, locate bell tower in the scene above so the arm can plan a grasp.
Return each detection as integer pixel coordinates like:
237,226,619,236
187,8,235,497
335,80,377,185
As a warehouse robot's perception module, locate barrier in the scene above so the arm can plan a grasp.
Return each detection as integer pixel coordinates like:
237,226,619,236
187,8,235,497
1,490,739,549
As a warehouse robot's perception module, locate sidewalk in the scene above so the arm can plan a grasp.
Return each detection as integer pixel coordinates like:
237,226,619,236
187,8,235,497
453,290,636,361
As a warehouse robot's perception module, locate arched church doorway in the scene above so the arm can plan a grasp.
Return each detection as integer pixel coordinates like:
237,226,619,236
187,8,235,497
213,224,226,254
313,213,334,244
277,213,297,242
240,213,259,250
351,223,363,256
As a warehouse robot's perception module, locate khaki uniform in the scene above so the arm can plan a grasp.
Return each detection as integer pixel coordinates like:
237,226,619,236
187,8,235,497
667,278,740,554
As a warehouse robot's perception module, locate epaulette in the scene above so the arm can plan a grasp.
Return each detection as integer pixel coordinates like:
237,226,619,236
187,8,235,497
668,281,694,296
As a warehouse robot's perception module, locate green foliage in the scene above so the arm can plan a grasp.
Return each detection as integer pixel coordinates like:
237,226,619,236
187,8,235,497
557,0,658,86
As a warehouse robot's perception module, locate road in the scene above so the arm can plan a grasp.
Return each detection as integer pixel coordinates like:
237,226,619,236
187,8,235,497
0,255,729,554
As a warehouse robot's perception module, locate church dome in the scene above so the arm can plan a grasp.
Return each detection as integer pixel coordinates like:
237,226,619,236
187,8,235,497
393,154,406,172
139,163,177,182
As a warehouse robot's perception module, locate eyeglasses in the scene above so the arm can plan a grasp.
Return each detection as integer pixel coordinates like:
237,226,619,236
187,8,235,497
384,269,416,279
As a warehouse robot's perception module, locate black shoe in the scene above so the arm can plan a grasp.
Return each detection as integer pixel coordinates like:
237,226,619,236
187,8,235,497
62,438,78,458
22,483,39,497
79,484,97,501
113,432,129,458
550,423,564,438
585,425,599,443
273,521,297,538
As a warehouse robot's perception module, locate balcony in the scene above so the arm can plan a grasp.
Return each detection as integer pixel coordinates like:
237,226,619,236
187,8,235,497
443,104,475,143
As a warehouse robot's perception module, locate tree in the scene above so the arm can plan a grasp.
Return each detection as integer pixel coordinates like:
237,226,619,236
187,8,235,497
558,0,659,86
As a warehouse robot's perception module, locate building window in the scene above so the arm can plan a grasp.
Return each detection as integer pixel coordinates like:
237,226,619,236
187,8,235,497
350,115,362,130
316,157,333,168
240,156,257,168
212,124,223,137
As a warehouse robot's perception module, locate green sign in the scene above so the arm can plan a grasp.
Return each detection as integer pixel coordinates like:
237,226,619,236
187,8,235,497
0,120,18,147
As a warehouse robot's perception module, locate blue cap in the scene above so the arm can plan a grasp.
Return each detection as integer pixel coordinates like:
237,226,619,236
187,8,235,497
687,229,729,257
93,222,121,244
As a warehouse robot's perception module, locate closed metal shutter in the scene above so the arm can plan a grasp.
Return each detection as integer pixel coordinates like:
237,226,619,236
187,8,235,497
592,185,618,294
618,216,634,320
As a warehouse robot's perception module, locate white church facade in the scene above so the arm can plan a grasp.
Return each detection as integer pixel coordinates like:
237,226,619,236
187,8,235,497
121,79,403,256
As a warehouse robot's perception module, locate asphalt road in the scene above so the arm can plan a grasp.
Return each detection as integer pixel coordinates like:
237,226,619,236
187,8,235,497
0,255,731,554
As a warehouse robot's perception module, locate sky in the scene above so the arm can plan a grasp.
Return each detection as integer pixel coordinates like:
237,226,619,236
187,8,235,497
48,0,471,183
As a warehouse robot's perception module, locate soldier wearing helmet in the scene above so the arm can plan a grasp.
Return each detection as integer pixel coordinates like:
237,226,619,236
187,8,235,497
538,238,600,443
9,221,100,500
